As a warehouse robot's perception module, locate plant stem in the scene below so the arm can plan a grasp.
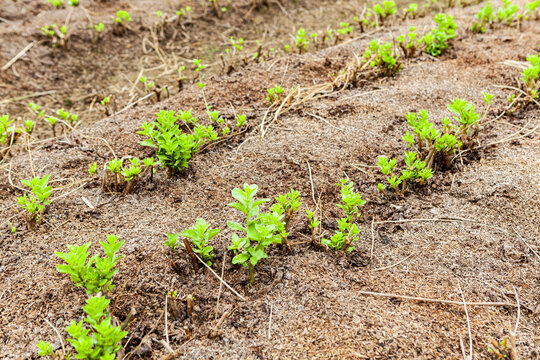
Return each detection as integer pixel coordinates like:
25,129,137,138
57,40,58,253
249,264,254,285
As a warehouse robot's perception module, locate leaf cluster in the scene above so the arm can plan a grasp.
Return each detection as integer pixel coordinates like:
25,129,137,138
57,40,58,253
421,13,457,56
138,110,217,175
55,235,124,295
321,179,365,254
362,40,402,76
227,184,283,284
17,174,52,228
181,218,220,266
471,1,494,33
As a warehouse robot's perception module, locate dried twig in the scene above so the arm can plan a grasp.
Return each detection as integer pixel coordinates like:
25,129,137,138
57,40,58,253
355,289,518,307
44,318,65,358
1,42,35,72
458,282,473,360
306,161,318,209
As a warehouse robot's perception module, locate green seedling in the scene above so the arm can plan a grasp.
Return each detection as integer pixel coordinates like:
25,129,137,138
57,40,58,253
421,13,457,56
0,115,22,160
37,340,53,357
227,183,282,284
113,10,130,35
55,234,124,295
175,6,193,25
25,120,35,134
524,0,540,19
363,40,402,76
29,102,45,119
266,85,285,103
99,96,114,116
182,218,220,266
372,0,397,23
295,28,308,53
164,233,181,254
41,24,69,49
519,54,539,103
322,218,360,253
402,96,489,171
89,162,97,176
121,158,142,194
105,158,122,192
69,0,78,6
92,22,105,43
404,3,419,19
306,209,321,244
377,151,433,198
142,157,157,182
270,189,302,248
236,114,247,127
140,76,169,103
138,110,217,175
65,296,127,359
471,1,494,33
17,175,52,230
321,179,365,254
47,0,64,8
275,188,302,228
45,116,59,136
496,0,518,24
335,22,353,42
38,296,127,359
57,108,78,126
397,27,419,58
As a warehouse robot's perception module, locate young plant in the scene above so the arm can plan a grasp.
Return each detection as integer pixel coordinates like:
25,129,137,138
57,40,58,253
181,218,220,266
524,0,540,20
421,13,458,56
92,22,105,44
295,28,308,53
306,209,321,244
55,234,124,295
140,76,169,103
274,189,302,230
401,96,489,172
471,1,494,33
227,184,282,284
38,296,127,359
47,0,64,8
89,162,98,176
321,179,365,254
57,108,78,127
121,158,142,194
496,0,519,25
17,175,52,230
266,85,285,104
236,114,247,127
403,3,419,19
41,24,69,49
164,233,181,254
105,158,122,192
372,0,397,23
396,27,419,58
113,10,130,35
0,115,22,160
138,110,218,175
362,40,402,76
509,53,539,109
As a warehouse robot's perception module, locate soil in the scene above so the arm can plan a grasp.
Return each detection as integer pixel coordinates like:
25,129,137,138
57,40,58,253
0,0,539,359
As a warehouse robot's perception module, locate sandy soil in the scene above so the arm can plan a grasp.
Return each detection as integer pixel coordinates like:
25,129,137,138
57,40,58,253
0,0,539,359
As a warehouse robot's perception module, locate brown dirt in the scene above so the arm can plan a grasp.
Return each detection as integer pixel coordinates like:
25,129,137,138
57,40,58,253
0,1,539,359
